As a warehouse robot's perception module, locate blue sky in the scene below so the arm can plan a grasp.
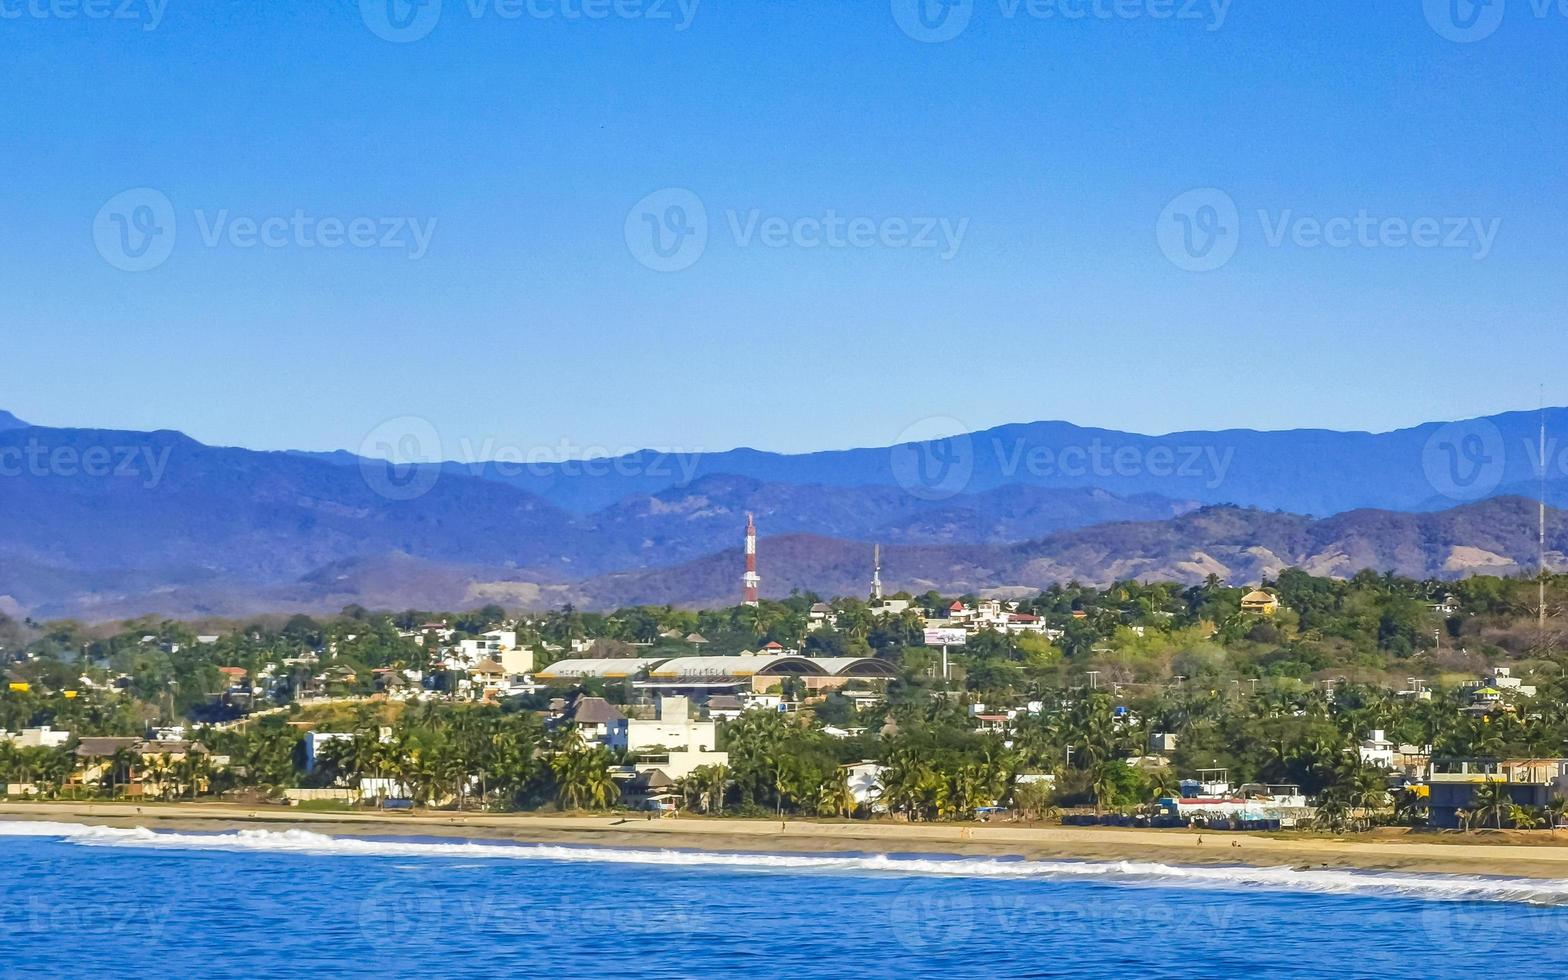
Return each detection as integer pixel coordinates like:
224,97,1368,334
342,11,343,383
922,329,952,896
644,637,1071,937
5,0,1567,460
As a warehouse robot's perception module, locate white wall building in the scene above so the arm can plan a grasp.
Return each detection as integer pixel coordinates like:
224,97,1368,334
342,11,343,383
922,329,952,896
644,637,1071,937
2,726,71,749
1359,730,1396,769
627,695,721,753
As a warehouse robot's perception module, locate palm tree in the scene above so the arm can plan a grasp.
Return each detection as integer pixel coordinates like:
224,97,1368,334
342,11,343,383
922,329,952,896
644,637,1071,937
1470,779,1510,831
816,767,857,819
1508,803,1543,831
1089,761,1122,816
583,751,619,810
1145,767,1180,803
1314,797,1350,833
1546,795,1568,836
701,764,728,815
109,746,138,797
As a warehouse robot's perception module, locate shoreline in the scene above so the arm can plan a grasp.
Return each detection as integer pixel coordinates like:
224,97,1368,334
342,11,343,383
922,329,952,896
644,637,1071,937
7,801,1568,878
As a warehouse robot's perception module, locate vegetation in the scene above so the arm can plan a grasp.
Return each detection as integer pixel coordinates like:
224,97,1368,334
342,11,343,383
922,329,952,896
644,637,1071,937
3,569,1567,832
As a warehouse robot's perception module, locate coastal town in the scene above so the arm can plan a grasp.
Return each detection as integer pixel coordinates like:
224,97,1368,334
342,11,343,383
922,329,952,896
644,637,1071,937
4,518,1567,836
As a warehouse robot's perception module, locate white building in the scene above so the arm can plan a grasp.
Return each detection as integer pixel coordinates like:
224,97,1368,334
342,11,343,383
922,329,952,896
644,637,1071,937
2,726,70,749
1359,730,1396,769
627,696,721,753
450,629,529,671
304,732,352,772
843,762,884,808
559,696,629,751
1482,667,1536,699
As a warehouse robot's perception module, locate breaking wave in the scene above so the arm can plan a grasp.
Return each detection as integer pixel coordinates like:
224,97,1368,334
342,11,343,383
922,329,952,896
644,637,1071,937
5,820,1568,906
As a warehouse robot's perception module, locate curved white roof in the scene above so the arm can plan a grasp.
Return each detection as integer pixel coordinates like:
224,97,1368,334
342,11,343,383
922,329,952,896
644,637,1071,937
810,657,898,677
535,657,667,680
649,654,896,680
649,655,828,679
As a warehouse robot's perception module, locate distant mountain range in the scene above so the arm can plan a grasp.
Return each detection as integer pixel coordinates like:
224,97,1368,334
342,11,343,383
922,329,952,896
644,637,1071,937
401,409,1568,516
1,408,1564,619
565,496,1567,608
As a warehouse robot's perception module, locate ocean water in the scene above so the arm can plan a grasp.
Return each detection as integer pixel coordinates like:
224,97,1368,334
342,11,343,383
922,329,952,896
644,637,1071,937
4,822,1568,978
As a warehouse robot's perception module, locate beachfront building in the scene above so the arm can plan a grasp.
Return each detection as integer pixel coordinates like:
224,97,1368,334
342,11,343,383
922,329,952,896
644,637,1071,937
842,762,885,810
627,695,718,752
1154,782,1312,829
557,695,630,751
1427,758,1568,828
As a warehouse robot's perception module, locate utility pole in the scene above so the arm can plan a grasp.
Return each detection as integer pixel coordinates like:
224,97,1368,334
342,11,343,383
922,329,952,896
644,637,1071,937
1540,397,1549,652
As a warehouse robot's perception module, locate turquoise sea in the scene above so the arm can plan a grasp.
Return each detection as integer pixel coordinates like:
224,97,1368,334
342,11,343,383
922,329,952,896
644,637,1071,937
4,821,1568,978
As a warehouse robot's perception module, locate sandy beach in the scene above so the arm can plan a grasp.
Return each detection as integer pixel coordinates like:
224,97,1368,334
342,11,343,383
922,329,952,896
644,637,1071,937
5,801,1568,879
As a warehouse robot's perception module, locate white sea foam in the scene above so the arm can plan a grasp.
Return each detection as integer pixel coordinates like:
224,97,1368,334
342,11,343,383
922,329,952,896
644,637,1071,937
5,820,1568,906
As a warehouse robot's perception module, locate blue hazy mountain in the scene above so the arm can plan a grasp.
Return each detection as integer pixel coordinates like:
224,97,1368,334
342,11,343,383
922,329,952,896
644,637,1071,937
462,409,1568,516
1,408,1562,618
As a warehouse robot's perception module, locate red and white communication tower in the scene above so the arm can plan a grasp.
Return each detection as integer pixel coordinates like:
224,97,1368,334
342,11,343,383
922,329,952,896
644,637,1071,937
742,512,760,606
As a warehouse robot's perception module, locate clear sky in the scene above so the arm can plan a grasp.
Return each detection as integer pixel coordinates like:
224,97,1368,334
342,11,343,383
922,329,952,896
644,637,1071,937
5,0,1566,460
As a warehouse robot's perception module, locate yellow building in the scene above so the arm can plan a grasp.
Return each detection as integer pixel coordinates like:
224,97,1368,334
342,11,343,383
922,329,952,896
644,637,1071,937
1241,589,1280,615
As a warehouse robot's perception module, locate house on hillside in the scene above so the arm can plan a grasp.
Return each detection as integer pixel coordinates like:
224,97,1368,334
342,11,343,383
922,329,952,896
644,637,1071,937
1241,589,1280,615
